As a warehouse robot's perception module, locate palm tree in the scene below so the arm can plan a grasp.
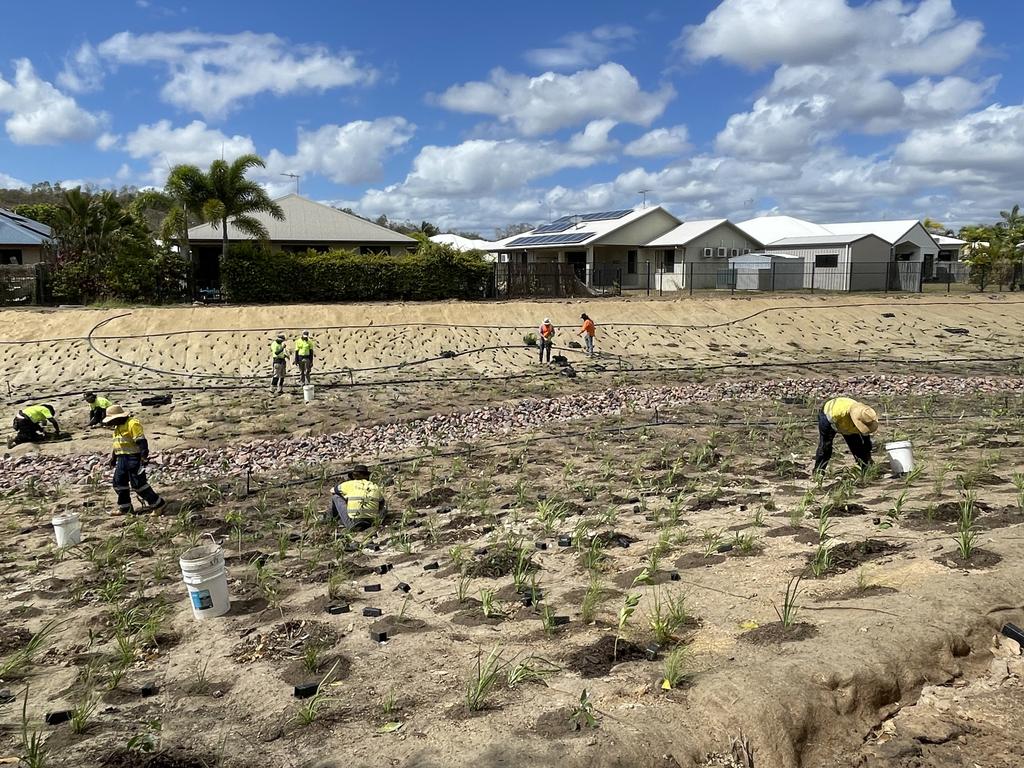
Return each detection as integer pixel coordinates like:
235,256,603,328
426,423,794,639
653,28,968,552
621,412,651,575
998,204,1022,231
200,154,285,266
163,165,210,297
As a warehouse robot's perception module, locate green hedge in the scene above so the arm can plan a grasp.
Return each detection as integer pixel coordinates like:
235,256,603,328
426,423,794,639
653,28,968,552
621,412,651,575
221,240,493,303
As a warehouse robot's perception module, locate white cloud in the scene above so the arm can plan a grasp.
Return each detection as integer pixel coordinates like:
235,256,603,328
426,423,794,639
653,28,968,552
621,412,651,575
96,132,120,151
0,171,27,188
123,119,257,183
566,119,619,154
525,25,637,70
624,125,690,157
96,31,378,118
0,59,107,144
438,62,674,136
58,43,105,93
265,118,414,185
896,103,1024,177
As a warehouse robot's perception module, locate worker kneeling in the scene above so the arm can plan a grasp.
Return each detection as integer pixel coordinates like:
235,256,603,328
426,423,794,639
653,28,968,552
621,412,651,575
814,397,879,474
104,404,165,514
329,465,385,531
10,404,60,447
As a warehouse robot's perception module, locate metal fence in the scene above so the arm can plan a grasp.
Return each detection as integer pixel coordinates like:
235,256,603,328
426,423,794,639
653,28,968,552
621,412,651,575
493,263,621,299
0,265,47,305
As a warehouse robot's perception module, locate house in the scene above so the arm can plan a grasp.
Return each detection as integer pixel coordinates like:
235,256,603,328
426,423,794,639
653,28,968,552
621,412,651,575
0,208,53,266
645,219,763,290
488,206,681,289
727,253,804,291
756,234,895,291
429,233,496,258
188,194,418,289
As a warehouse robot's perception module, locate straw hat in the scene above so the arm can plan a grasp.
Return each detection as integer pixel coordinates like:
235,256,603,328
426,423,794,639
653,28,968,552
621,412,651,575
102,404,130,424
850,404,879,435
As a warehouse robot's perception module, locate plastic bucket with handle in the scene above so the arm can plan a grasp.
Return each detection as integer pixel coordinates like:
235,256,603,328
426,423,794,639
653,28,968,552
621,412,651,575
179,543,230,619
303,384,315,403
884,440,914,475
52,512,82,547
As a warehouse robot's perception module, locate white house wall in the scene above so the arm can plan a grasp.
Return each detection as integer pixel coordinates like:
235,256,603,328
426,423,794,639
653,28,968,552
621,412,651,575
643,223,761,291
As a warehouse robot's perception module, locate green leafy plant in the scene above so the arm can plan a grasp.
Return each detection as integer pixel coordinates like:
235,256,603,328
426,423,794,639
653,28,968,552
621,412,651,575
506,656,556,689
614,594,641,661
954,491,979,560
648,590,688,646
479,588,504,619
70,690,99,734
569,689,598,730
1,619,64,679
294,660,341,726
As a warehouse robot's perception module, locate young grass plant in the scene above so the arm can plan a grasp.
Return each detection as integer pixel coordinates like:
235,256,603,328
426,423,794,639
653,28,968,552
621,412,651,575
773,576,803,631
648,590,688,646
580,575,604,624
20,686,48,768
954,491,979,560
661,646,692,690
465,645,503,712
294,660,341,726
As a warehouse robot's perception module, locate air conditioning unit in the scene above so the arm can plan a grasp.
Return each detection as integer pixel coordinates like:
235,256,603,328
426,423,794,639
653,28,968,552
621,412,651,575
742,248,751,254
717,247,727,257
703,247,713,257
730,248,739,257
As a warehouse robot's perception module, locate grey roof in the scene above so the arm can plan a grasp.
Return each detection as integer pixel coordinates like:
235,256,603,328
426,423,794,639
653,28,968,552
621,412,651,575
188,194,416,244
0,208,53,246
768,233,874,246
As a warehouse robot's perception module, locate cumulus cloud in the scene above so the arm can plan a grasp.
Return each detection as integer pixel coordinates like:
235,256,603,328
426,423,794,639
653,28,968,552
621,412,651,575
58,43,105,93
525,25,637,70
0,171,27,188
438,62,674,136
95,31,378,118
624,125,690,157
265,117,415,185
123,119,257,182
896,103,1024,176
0,59,107,144
566,119,619,154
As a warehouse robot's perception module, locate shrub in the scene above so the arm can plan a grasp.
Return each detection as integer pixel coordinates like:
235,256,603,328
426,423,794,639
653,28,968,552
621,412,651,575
221,240,493,303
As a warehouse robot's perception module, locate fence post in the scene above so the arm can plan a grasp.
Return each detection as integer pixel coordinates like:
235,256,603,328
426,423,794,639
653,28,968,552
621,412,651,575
688,263,694,296
810,263,816,294
917,262,924,293
884,262,889,294
947,271,951,295
645,261,651,297
730,267,735,295
770,261,776,292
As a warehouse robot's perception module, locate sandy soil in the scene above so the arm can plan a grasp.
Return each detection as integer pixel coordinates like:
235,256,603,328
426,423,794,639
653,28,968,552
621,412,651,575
0,294,1023,768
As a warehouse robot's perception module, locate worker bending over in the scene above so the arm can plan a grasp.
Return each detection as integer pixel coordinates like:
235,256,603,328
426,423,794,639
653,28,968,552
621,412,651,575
329,465,385,531
270,334,288,394
814,397,879,474
295,331,315,385
9,404,60,447
538,318,556,363
84,393,113,427
104,404,165,514
579,313,596,355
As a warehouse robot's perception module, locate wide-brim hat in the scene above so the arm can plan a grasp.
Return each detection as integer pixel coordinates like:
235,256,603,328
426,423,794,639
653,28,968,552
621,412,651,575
102,404,130,424
350,464,371,477
850,404,879,435
543,318,551,324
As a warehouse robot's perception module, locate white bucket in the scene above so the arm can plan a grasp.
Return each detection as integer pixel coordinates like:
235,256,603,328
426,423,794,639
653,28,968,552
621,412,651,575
303,384,315,403
52,512,82,547
884,440,914,475
179,543,231,620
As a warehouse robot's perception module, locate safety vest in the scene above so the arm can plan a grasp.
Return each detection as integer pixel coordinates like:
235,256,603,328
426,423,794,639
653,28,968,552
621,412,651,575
337,479,383,520
91,396,112,410
580,319,595,336
22,405,52,423
271,341,287,359
295,338,314,357
112,417,147,455
823,397,862,436
540,323,555,339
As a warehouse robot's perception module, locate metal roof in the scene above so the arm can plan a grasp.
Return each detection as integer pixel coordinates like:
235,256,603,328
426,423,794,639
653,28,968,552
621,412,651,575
429,233,495,251
737,215,831,244
823,220,923,245
645,218,762,248
487,206,680,251
0,208,53,246
769,234,873,246
188,194,416,244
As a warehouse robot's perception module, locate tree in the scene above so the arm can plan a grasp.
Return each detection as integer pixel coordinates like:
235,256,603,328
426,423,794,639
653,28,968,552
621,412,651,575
998,204,1022,232
922,217,951,236
494,223,535,240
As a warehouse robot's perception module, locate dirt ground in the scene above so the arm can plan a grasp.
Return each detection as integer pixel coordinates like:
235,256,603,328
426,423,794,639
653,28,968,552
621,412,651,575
1,294,1024,768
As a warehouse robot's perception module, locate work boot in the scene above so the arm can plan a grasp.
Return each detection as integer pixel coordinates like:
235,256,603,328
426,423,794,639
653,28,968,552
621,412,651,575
140,497,166,514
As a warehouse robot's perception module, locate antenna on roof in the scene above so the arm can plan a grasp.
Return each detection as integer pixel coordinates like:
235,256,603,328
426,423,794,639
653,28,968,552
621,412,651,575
281,173,300,194
638,189,652,209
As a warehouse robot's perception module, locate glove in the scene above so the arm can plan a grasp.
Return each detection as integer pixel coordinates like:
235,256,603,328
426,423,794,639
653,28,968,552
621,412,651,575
141,455,150,466
108,456,117,468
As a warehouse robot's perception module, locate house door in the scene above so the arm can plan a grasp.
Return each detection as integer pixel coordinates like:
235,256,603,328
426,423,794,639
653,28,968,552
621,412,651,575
922,253,935,281
566,251,586,281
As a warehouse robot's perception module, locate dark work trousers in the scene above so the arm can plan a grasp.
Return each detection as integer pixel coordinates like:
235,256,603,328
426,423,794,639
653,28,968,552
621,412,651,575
271,359,286,389
539,339,553,362
297,356,313,384
113,454,161,513
88,407,107,426
813,410,873,473
12,416,45,445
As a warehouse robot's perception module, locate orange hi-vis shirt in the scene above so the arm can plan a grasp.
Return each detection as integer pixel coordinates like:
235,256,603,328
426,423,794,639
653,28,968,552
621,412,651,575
540,323,555,339
580,319,595,337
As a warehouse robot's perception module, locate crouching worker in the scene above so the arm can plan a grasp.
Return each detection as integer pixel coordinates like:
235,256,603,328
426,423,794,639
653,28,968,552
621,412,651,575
814,397,879,474
84,392,112,427
328,464,385,531
9,404,60,447
104,404,165,514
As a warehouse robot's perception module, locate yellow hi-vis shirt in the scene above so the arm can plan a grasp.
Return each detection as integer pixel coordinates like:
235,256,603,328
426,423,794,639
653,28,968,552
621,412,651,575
271,341,287,359
91,396,112,410
295,338,314,356
337,479,383,520
21,405,52,423
112,418,147,455
823,397,864,435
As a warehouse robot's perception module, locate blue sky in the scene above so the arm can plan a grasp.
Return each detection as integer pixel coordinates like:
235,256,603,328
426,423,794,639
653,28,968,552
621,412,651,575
1,0,1022,234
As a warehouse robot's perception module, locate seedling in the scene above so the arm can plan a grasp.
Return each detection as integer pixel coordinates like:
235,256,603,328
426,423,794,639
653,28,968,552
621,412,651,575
380,689,397,715
773,576,803,631
456,574,472,603
954,491,979,560
661,646,692,690
631,567,654,587
569,689,598,730
580,575,604,624
809,540,833,578
302,641,323,674
614,593,641,661
1013,472,1024,510
506,656,556,689
479,588,504,619
20,686,48,768
294,660,341,726
465,645,503,712
191,658,211,694
70,690,99,734
648,590,689,646
539,603,557,635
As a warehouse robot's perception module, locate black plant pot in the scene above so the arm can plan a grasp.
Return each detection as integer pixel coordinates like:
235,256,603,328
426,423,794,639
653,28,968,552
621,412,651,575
370,630,389,642
364,584,382,592
645,643,660,660
551,616,570,626
1002,623,1024,645
394,582,411,593
294,682,318,699
670,572,681,581
363,607,383,617
45,710,72,725
424,561,439,570
326,603,350,615
535,541,548,550
140,682,158,697
558,535,572,547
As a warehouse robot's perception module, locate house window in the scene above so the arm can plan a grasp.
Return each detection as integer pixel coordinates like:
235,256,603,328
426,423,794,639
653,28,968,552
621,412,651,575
627,250,637,274
0,249,23,265
359,246,379,255
814,253,839,268
938,250,954,262
662,249,675,271
716,247,726,257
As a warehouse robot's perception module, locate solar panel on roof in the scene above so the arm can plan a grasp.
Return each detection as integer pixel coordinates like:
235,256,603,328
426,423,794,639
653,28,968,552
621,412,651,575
532,221,573,234
506,231,595,247
576,209,632,222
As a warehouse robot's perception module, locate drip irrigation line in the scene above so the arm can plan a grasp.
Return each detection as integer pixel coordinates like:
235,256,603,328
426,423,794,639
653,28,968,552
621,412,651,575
6,297,1024,345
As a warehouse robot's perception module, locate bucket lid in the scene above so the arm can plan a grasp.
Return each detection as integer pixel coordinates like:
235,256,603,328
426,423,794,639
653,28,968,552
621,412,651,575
884,440,912,450
52,512,80,524
180,543,223,566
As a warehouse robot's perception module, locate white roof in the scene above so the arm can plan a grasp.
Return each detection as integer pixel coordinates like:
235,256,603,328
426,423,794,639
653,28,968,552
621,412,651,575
646,219,729,247
934,235,966,246
488,206,679,251
736,215,832,244
823,220,923,245
188,194,416,244
770,234,876,246
430,233,495,251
